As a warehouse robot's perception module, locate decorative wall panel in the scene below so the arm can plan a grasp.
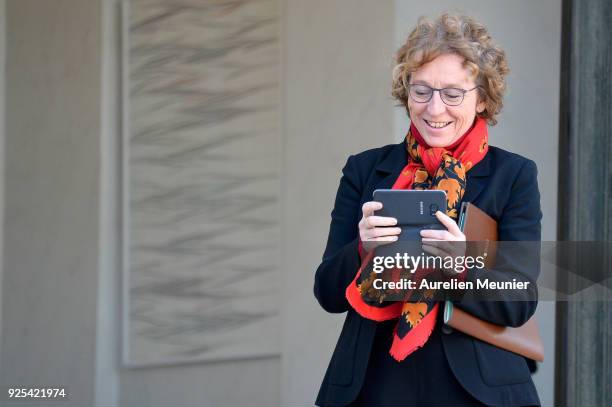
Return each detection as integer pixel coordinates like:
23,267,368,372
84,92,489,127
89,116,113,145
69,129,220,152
123,0,280,366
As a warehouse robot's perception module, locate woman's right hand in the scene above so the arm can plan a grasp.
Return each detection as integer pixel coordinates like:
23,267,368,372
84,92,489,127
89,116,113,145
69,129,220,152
359,201,401,253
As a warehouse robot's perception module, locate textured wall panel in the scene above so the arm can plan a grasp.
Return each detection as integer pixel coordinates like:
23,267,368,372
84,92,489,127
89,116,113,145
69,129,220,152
124,0,280,366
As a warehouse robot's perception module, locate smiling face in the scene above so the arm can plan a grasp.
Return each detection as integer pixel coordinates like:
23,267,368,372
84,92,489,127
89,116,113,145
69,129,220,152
408,53,485,147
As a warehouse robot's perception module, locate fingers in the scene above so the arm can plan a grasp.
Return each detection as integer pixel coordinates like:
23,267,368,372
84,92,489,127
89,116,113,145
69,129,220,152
422,239,466,259
434,211,463,236
361,201,382,218
365,216,398,228
421,240,453,253
420,211,465,241
361,202,397,227
368,235,400,242
363,226,402,240
420,230,454,241
359,201,398,242
421,242,449,258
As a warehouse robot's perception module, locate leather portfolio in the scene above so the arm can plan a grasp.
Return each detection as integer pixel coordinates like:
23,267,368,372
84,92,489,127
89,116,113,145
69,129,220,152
458,202,498,268
443,202,544,362
443,302,544,362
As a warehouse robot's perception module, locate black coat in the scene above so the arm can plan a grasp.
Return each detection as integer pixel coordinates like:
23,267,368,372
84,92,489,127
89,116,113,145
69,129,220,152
314,140,542,407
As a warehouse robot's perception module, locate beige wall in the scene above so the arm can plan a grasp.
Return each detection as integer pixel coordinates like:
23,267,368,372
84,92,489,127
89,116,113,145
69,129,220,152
0,1,561,406
0,0,5,356
0,1,103,406
281,1,395,405
96,0,120,406
283,1,561,406
0,1,281,406
109,0,282,406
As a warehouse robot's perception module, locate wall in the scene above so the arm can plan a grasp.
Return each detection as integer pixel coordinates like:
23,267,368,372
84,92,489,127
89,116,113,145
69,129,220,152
0,1,282,406
0,0,5,356
95,0,121,406
0,1,561,406
102,2,282,407
113,0,394,403
394,2,560,407
0,1,103,406
281,1,395,406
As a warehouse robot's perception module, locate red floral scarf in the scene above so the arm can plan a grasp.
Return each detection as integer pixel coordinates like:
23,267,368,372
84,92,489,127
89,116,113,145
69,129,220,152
345,117,489,361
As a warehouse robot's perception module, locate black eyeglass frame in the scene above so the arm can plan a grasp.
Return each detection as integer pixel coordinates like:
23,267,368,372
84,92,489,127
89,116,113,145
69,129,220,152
406,84,481,106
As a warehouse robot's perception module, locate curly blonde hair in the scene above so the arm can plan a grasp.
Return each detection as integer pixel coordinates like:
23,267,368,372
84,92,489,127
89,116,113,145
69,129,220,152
392,13,509,125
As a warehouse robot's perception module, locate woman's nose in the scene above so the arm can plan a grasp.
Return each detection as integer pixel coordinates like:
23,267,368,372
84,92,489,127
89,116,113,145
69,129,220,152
426,91,446,116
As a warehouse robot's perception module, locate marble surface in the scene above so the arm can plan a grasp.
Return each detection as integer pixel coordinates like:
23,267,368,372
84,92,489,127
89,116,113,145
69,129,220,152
125,0,281,366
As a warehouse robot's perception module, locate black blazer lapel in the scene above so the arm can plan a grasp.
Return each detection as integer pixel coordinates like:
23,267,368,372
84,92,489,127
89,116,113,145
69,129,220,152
463,152,491,204
373,140,408,191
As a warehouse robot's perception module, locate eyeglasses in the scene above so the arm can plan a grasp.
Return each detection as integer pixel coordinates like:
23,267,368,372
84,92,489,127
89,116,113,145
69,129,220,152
407,84,480,106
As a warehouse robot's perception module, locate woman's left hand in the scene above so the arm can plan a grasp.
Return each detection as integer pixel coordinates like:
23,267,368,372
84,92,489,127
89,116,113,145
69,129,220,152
420,211,466,262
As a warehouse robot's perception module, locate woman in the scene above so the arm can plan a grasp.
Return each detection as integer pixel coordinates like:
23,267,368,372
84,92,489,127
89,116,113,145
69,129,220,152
314,13,542,407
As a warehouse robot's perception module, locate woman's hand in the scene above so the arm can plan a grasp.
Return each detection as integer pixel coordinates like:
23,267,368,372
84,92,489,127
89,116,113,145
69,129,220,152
420,211,466,275
359,201,401,253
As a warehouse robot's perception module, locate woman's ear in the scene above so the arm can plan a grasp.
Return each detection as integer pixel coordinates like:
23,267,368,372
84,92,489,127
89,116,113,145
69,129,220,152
476,100,485,114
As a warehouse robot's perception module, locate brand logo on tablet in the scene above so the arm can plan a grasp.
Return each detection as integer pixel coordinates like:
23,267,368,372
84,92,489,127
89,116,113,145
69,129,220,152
419,201,424,215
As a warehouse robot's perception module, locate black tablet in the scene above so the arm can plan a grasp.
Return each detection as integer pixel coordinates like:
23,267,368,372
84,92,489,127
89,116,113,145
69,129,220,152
372,189,447,240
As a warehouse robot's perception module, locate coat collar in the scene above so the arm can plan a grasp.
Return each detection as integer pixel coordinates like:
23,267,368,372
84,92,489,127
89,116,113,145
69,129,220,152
373,140,408,190
375,140,408,174
374,139,492,203
463,148,492,203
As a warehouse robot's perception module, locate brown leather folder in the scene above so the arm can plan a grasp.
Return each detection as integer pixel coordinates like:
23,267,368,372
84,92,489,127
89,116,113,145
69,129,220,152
443,202,544,362
443,302,544,361
459,202,498,268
